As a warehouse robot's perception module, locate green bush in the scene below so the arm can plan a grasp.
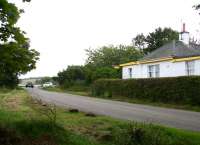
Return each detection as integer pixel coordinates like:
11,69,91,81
92,76,200,105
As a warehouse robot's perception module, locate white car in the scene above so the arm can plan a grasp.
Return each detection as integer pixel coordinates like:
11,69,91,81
42,82,53,87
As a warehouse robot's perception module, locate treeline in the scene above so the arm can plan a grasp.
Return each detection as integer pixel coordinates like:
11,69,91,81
56,45,143,88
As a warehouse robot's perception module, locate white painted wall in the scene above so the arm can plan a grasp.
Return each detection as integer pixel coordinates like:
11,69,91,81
122,60,200,79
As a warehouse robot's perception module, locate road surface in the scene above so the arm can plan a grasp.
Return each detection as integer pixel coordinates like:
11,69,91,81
27,88,200,131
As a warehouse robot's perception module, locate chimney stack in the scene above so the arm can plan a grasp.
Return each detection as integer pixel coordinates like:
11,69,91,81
182,23,186,32
179,23,189,45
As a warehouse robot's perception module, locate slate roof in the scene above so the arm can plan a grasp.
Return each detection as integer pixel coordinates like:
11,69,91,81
141,41,200,61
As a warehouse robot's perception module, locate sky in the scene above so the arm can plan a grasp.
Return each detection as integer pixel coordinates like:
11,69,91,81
11,0,200,78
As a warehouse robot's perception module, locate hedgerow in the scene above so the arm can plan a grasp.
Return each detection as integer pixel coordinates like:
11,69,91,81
92,76,200,105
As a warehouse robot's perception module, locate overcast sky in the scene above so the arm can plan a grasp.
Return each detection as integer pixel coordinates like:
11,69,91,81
12,0,200,78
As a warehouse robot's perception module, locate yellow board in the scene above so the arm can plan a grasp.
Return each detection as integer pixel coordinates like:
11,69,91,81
117,56,200,68
171,56,200,62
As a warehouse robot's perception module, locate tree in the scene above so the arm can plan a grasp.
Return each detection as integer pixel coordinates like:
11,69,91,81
133,33,146,50
83,45,142,83
91,67,120,81
145,27,179,52
133,28,179,53
0,0,39,88
57,65,85,88
194,4,200,15
83,64,121,84
194,4,200,10
85,45,143,67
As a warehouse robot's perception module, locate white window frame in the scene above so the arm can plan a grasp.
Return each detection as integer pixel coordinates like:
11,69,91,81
148,64,160,78
185,61,195,76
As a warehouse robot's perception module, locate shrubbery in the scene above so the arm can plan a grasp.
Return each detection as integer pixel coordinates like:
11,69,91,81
56,45,143,88
57,66,86,88
92,76,200,105
57,65,120,88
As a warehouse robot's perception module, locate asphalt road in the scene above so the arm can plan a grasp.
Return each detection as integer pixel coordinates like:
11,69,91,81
27,88,200,131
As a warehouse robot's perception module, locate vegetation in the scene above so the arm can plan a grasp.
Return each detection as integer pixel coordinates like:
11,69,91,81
57,65,86,88
85,45,143,67
194,4,200,11
133,28,179,53
1,89,200,145
85,45,143,82
56,45,142,88
92,76,200,106
0,0,39,88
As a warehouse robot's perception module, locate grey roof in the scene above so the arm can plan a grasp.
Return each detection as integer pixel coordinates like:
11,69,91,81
141,41,200,61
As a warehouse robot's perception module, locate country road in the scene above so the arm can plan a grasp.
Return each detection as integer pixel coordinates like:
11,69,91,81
27,88,200,131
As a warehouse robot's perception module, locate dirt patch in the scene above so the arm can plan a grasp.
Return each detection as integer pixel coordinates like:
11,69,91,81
3,95,22,110
6,97,20,108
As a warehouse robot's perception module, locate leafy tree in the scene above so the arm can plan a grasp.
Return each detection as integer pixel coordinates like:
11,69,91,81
194,4,200,10
133,28,179,53
83,64,96,84
82,45,142,83
145,27,179,52
194,4,200,15
57,65,85,88
83,64,121,84
91,67,120,81
133,33,146,50
0,0,39,88
86,45,143,67
57,65,120,87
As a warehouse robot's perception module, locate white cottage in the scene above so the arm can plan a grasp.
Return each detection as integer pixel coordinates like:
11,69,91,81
120,25,200,79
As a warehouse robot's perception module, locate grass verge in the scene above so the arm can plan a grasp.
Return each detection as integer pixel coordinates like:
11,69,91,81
0,89,200,145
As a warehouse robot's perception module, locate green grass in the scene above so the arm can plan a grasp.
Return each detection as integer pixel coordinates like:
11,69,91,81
44,86,200,112
0,89,99,145
0,89,200,145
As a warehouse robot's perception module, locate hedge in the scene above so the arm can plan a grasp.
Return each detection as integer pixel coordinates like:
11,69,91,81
92,76,200,105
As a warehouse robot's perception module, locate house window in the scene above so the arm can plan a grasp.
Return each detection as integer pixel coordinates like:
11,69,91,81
185,61,195,76
128,68,132,78
148,64,160,78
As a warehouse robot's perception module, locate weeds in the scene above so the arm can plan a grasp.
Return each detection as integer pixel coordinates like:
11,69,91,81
31,99,57,128
113,122,170,145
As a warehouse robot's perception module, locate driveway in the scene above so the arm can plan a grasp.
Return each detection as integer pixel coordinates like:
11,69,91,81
27,88,200,131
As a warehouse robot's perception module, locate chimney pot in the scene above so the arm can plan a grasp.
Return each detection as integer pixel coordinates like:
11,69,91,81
179,23,189,45
183,23,186,32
